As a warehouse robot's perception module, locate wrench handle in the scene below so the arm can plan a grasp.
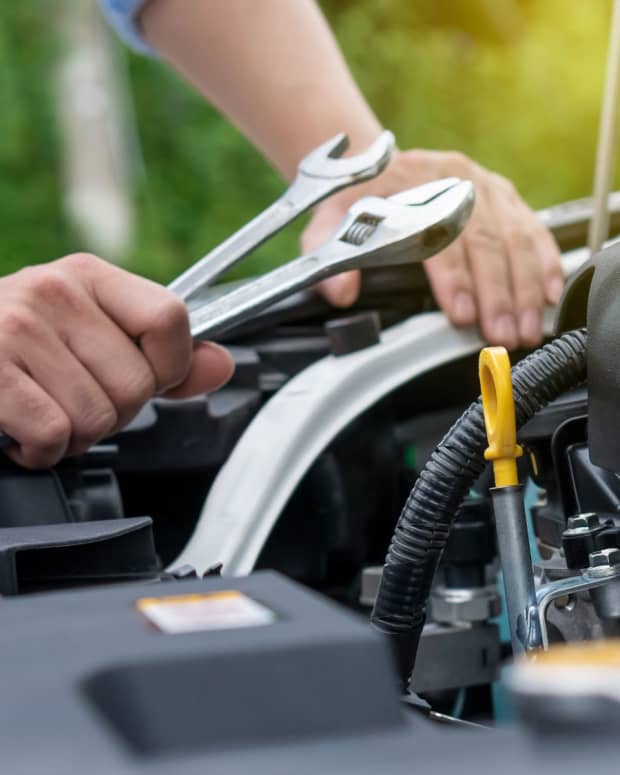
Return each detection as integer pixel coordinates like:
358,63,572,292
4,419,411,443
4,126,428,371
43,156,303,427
168,196,298,299
189,252,326,341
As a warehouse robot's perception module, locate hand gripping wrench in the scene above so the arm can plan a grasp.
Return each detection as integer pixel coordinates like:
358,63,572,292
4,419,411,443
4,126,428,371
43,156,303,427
0,132,392,452
187,177,475,340
0,177,473,451
169,131,395,301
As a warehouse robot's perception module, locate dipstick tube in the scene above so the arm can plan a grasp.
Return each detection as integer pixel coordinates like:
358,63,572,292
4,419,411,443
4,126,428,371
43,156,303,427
479,348,542,654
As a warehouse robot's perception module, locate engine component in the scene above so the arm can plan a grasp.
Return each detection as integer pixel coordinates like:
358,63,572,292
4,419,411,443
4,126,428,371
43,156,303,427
324,311,381,356
371,329,588,689
480,346,541,654
0,517,158,594
562,513,607,569
588,548,620,624
429,585,500,625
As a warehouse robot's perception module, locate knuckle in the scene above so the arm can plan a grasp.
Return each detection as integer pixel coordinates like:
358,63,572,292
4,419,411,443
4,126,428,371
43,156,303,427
103,365,156,427
466,225,504,255
150,296,189,337
0,305,42,340
25,268,75,308
507,226,536,255
61,252,99,274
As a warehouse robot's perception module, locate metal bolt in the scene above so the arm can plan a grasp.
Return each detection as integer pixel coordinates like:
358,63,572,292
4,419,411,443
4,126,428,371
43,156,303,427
587,547,620,577
565,512,601,533
590,547,620,567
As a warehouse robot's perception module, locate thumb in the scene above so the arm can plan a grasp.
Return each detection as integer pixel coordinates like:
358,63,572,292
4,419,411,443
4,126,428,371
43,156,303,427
163,342,235,399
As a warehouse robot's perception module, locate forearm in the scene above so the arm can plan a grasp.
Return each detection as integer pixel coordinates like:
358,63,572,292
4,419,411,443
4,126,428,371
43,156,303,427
140,0,383,180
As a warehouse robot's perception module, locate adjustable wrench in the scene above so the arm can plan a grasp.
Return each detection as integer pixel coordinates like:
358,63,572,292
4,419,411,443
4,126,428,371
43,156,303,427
0,177,473,451
169,131,394,301
188,177,475,340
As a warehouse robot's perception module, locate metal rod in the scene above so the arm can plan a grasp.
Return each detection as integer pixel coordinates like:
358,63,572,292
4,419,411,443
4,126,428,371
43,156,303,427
490,485,542,654
588,0,620,253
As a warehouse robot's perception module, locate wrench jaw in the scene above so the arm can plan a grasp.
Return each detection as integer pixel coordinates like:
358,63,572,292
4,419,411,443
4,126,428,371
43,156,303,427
319,179,475,271
387,177,463,206
298,130,395,183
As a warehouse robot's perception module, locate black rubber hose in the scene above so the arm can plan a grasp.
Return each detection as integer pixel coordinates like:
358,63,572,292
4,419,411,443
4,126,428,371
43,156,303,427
371,328,587,690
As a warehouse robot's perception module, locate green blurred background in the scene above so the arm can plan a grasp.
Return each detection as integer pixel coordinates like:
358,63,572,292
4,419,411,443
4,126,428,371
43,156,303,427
0,0,613,282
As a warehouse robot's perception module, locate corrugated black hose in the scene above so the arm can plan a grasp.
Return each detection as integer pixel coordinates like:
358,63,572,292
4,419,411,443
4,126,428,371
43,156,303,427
370,328,588,691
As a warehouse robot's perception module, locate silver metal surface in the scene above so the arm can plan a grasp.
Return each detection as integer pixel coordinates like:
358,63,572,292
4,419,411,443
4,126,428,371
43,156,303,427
188,178,474,340
588,547,620,575
591,579,620,620
544,590,604,645
360,566,383,607
169,131,394,300
361,565,503,694
536,571,620,648
430,585,501,625
564,512,601,534
362,565,500,624
490,486,542,654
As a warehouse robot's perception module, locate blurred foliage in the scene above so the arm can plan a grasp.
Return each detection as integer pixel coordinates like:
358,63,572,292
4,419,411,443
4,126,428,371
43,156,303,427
0,0,615,281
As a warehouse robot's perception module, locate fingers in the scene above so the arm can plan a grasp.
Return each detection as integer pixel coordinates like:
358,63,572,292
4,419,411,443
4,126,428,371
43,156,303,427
463,210,519,349
307,148,563,350
499,203,546,348
419,163,561,350
423,240,476,327
317,271,361,307
64,253,193,393
66,303,158,433
12,326,119,457
163,342,235,399
0,363,70,469
0,254,235,468
534,221,564,305
461,168,565,347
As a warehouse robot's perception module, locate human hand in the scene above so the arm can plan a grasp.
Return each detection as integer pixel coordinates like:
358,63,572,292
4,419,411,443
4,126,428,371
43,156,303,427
0,253,234,468
301,149,564,350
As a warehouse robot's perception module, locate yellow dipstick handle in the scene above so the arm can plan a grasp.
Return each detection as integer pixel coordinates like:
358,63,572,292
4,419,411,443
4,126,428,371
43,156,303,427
479,347,523,487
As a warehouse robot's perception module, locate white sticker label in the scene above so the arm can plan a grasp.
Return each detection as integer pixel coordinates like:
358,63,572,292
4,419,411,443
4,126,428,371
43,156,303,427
136,591,276,634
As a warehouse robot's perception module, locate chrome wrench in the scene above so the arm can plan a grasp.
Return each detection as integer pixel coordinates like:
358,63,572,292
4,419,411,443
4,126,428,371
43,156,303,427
0,177,473,451
188,177,475,340
169,131,395,301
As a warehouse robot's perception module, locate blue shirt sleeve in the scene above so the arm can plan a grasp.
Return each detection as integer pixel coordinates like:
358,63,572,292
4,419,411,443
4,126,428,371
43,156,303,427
98,0,156,56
